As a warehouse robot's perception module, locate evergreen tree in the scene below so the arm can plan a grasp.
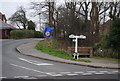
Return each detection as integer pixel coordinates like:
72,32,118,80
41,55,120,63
107,17,120,52
27,20,36,30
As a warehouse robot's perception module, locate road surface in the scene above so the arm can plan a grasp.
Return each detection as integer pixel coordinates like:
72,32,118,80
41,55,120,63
1,39,119,79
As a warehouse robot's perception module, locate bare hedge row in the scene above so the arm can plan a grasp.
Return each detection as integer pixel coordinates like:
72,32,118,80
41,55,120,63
10,30,44,39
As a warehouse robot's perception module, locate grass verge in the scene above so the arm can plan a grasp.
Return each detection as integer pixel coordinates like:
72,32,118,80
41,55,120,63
35,41,91,62
92,57,120,62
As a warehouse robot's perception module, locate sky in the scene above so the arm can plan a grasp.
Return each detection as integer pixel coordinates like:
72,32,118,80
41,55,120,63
0,0,40,30
0,0,63,19
0,0,119,31
0,0,64,31
1,0,118,19
0,2,28,19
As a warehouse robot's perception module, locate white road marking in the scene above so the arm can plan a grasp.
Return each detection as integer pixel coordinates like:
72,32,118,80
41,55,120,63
46,72,56,75
0,77,7,79
99,71,109,73
14,76,29,78
86,71,97,73
106,72,116,74
74,72,84,74
10,64,117,78
14,76,37,79
27,77,37,79
82,73,93,75
67,74,78,76
112,71,119,73
18,58,53,66
50,74,63,76
60,72,71,74
37,63,53,65
35,75,47,77
10,63,45,74
99,71,118,74
94,73,105,74
46,72,63,76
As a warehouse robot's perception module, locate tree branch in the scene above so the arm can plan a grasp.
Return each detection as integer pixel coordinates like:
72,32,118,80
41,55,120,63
76,11,85,16
99,4,111,15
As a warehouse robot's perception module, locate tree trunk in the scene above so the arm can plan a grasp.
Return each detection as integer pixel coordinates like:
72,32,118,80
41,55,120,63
90,2,99,45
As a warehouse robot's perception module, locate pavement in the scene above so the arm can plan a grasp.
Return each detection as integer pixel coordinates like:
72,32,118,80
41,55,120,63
16,40,119,69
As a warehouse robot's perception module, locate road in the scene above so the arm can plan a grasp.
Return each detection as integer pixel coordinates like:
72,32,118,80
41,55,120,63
1,39,119,79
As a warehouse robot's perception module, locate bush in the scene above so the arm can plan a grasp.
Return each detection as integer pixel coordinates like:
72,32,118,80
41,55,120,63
26,30,34,38
107,18,120,52
10,30,44,39
10,30,34,39
34,31,44,38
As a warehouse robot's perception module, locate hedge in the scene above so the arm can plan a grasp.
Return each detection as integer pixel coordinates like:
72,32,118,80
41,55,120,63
10,30,44,39
34,31,44,38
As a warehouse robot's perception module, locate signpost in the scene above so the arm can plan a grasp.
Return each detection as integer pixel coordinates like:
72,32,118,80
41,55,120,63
69,34,86,59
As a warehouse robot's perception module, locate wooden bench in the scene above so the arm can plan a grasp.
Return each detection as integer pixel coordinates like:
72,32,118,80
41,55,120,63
67,47,93,57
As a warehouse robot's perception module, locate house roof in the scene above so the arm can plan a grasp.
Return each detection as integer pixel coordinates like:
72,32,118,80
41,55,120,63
0,12,16,29
0,19,16,29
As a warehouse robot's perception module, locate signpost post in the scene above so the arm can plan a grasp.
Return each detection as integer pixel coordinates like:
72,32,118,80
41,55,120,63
69,34,86,59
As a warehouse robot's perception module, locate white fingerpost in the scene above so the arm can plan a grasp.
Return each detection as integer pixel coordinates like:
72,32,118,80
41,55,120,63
75,37,78,53
69,34,86,59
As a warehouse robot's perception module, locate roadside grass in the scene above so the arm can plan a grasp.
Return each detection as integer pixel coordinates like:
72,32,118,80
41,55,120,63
91,56,120,62
35,41,91,62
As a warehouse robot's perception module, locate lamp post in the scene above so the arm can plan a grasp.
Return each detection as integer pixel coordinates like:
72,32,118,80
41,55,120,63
38,13,41,31
69,34,86,59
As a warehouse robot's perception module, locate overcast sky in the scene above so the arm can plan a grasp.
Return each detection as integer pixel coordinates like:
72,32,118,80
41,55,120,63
0,0,62,19
0,0,118,31
0,0,119,19
1,0,118,19
0,0,64,31
0,0,34,20
0,0,40,30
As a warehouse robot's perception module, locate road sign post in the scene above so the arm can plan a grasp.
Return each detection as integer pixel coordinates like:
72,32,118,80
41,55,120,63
69,34,86,59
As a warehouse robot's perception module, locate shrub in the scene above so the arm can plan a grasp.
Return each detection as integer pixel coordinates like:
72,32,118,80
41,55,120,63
10,30,44,39
34,31,44,38
24,30,34,38
10,30,23,39
10,30,34,39
107,18,120,52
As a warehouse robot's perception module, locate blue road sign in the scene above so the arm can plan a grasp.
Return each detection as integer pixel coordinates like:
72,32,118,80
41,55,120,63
43,27,53,38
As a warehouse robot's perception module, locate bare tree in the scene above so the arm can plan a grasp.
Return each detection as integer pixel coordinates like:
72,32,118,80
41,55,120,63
30,1,56,26
9,6,28,29
30,1,58,37
76,1,90,21
109,1,120,18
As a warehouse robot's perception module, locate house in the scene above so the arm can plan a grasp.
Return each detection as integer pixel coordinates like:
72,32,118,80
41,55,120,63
0,12,16,39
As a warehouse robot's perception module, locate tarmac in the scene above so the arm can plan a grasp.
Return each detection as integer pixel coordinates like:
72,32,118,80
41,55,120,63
16,40,119,69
